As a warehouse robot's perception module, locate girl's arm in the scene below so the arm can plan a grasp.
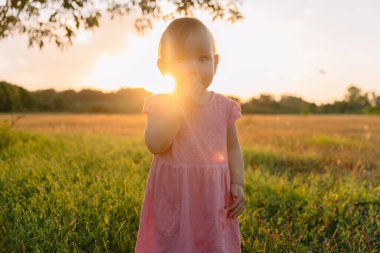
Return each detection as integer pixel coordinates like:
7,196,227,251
227,122,245,219
145,110,184,155
145,77,204,155
227,123,244,186
144,96,191,155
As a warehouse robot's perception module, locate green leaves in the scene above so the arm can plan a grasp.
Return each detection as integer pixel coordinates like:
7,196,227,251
0,0,244,49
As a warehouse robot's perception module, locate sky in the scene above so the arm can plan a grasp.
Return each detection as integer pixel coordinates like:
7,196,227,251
0,0,379,104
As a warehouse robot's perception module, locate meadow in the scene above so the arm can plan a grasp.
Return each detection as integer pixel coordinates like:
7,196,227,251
0,113,379,252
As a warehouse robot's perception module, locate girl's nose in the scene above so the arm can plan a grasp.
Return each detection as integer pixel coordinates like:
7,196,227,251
185,60,199,74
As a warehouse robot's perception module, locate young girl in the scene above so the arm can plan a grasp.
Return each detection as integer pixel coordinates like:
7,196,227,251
135,17,245,253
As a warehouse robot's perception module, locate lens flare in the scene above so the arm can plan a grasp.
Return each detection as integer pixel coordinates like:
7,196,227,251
163,74,176,93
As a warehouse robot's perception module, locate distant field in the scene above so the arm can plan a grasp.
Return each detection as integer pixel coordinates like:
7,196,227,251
0,113,379,252
1,113,379,173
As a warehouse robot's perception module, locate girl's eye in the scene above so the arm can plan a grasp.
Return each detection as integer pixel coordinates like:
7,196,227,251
199,56,209,61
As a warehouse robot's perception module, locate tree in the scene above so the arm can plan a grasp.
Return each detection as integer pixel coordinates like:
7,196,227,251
344,85,362,104
241,94,279,114
278,95,317,114
344,85,371,113
0,81,36,112
0,0,243,50
363,91,380,115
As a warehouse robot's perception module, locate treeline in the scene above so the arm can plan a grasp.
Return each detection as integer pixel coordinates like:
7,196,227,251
237,86,380,115
0,81,379,114
0,81,151,113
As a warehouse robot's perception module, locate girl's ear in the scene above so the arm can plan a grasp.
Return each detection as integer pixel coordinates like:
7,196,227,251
213,54,219,75
157,58,167,75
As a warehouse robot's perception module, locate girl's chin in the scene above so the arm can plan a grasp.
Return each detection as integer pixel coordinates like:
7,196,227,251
172,89,205,102
174,82,207,91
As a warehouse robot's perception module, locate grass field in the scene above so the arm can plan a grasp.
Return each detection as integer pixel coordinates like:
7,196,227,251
0,113,379,252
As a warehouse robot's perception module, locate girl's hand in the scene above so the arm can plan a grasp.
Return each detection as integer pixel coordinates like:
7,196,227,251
175,73,204,107
228,183,245,219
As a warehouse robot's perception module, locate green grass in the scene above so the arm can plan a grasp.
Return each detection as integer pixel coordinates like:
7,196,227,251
303,134,362,147
0,123,379,252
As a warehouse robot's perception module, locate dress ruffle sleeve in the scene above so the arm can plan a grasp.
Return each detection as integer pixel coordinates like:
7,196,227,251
227,99,242,128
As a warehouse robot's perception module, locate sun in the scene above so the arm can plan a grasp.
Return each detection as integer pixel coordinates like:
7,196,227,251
154,74,176,94
144,73,176,95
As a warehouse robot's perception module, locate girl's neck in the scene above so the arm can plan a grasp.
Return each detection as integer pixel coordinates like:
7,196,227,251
195,90,212,105
171,89,212,106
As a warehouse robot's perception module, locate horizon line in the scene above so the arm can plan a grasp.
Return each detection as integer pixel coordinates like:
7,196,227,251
1,79,375,106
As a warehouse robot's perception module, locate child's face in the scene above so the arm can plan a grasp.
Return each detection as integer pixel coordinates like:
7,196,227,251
159,29,219,95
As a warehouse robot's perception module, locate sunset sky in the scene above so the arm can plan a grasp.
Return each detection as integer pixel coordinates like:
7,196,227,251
0,0,379,104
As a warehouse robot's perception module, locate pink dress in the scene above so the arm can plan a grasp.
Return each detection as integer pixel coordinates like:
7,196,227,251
135,90,242,253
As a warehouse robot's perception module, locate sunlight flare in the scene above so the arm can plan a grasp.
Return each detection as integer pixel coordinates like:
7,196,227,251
160,74,176,94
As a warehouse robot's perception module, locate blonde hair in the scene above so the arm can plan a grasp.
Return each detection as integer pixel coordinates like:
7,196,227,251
158,17,217,59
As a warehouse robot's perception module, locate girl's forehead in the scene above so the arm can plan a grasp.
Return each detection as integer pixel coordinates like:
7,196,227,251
164,30,214,56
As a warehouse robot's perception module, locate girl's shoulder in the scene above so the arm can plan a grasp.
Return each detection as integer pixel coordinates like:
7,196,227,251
212,91,241,107
212,91,242,127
